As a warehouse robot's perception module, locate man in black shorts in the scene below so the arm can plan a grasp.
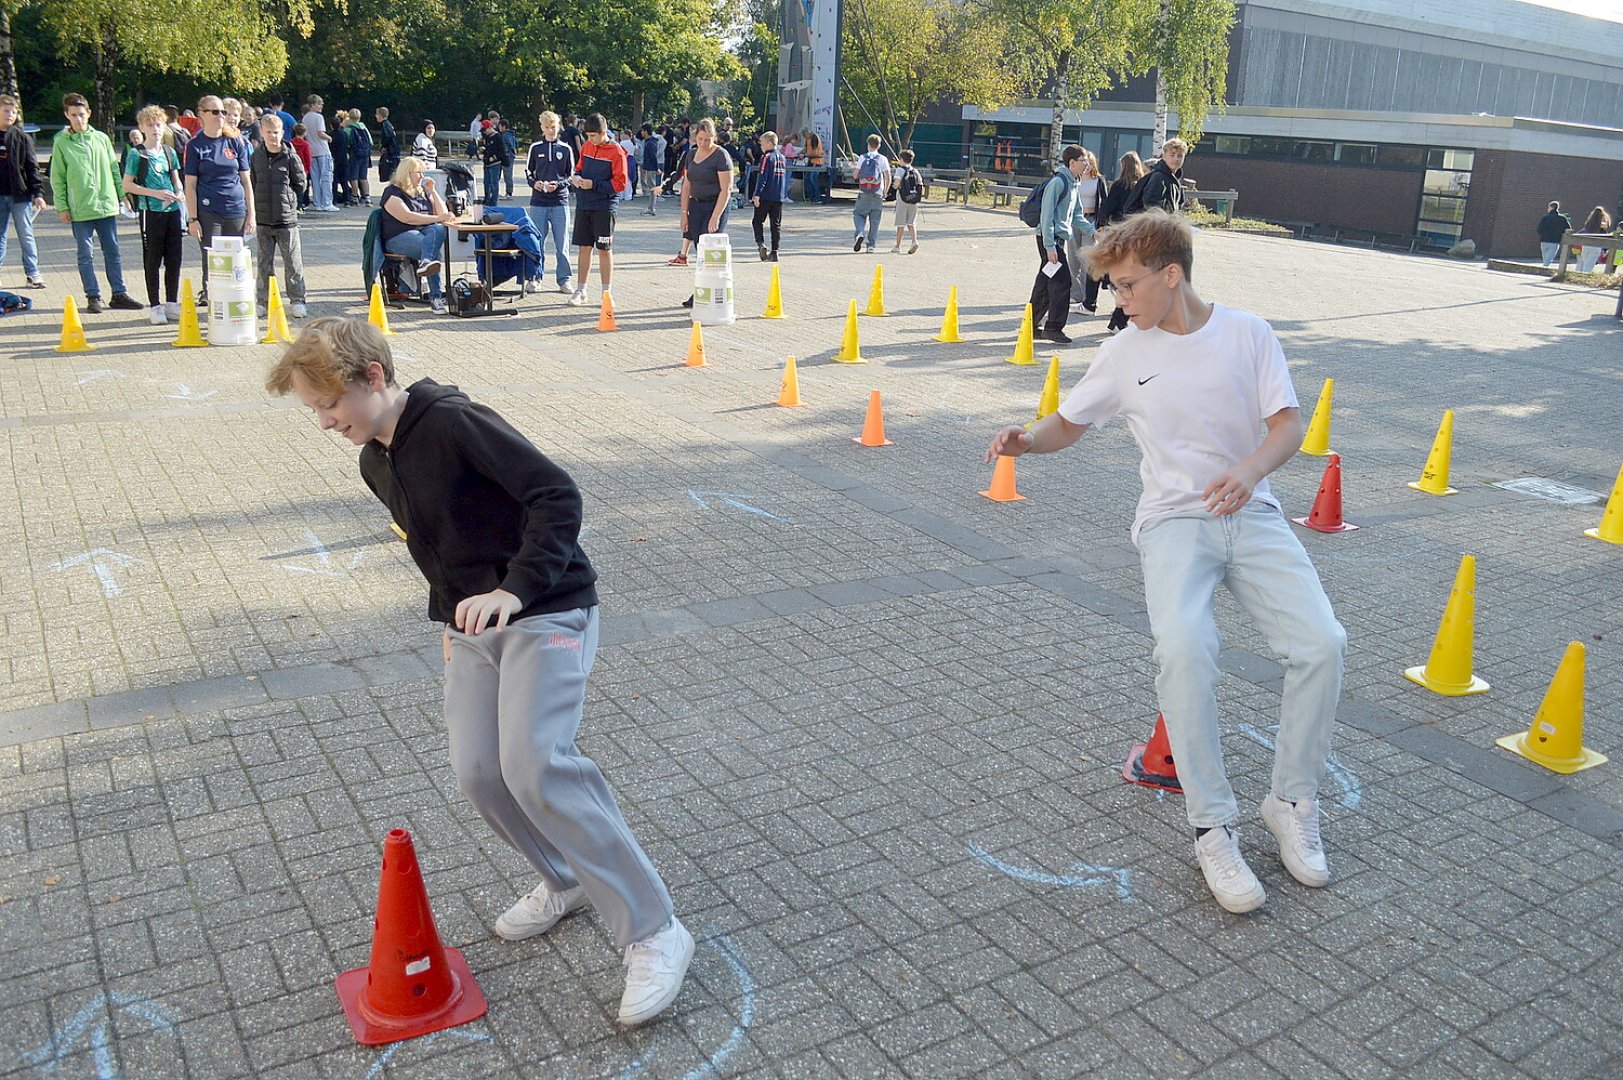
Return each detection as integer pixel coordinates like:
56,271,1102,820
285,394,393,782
567,113,629,308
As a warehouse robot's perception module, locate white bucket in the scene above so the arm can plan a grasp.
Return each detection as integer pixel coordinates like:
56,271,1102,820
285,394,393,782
692,233,735,325
206,246,254,288
209,296,258,346
696,232,732,269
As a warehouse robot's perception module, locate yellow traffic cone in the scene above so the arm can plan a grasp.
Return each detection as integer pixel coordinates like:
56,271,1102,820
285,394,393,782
683,321,707,367
1005,303,1036,365
762,264,785,320
389,522,408,541
1028,355,1061,428
1496,642,1607,773
171,278,206,347
1583,462,1623,544
1408,409,1457,495
1403,553,1490,696
368,282,397,336
776,354,805,407
1300,377,1333,456
979,456,1026,502
55,296,93,352
933,286,963,343
834,300,866,364
261,277,294,345
863,265,887,316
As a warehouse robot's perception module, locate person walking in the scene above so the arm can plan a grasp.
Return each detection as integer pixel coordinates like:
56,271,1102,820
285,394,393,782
889,148,923,254
50,92,143,313
850,134,889,252
0,93,48,290
1100,151,1148,333
638,125,665,215
1028,144,1090,345
1068,148,1107,314
1536,201,1571,266
375,107,400,186
750,130,787,261
1576,206,1611,273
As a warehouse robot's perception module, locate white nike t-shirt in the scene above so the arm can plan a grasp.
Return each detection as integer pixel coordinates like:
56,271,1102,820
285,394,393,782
1057,303,1299,541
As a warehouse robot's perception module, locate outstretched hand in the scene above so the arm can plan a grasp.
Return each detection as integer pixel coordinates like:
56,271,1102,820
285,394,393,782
985,426,1033,464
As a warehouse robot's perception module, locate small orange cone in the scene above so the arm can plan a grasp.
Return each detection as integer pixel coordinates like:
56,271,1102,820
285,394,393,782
1292,453,1359,533
596,290,618,331
1123,714,1181,793
1496,642,1607,773
853,390,893,447
683,321,707,367
335,829,487,1045
777,354,805,407
979,456,1026,502
55,296,93,353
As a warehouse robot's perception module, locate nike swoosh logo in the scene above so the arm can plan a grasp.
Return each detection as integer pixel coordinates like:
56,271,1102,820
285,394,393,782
1138,375,1159,385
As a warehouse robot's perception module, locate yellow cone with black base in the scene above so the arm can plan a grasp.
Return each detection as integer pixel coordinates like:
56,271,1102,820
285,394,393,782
261,277,294,345
777,354,804,407
1028,355,1061,428
863,264,887,316
55,296,93,352
1300,377,1333,456
834,300,866,363
1496,642,1607,773
368,282,397,336
1403,553,1490,696
762,264,785,319
172,278,206,347
1584,462,1623,544
1408,409,1457,495
1005,304,1036,365
933,286,963,343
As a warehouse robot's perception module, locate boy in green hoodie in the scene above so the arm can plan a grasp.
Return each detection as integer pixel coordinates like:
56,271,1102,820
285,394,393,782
49,93,142,313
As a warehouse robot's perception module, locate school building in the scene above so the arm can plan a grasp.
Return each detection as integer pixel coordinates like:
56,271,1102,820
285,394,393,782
958,0,1623,258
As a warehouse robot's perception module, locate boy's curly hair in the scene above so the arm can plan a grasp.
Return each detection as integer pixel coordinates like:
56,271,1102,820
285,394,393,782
265,317,396,398
1086,209,1194,281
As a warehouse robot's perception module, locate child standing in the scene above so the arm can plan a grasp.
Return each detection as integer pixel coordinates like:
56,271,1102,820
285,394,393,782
291,123,313,211
750,130,787,262
251,113,309,318
985,211,1346,915
889,148,923,254
50,92,144,313
266,318,693,1026
567,113,628,308
121,105,185,324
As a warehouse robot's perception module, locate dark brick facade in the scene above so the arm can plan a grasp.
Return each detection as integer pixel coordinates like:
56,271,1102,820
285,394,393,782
1181,157,1423,236
1464,150,1623,259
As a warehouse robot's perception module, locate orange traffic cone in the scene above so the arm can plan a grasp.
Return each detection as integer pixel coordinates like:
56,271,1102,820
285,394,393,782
1292,453,1359,533
55,296,93,353
1122,714,1181,793
979,455,1026,502
853,390,894,447
777,354,805,407
596,290,619,331
683,321,707,367
335,829,487,1045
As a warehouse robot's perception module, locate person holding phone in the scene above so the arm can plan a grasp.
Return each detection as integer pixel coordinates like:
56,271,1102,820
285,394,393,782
524,111,576,294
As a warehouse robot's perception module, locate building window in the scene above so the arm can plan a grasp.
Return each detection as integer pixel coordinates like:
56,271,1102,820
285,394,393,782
1336,143,1377,164
1416,148,1473,245
1294,140,1335,161
1215,135,1251,155
1378,145,1427,168
1251,136,1293,157
1427,148,1475,171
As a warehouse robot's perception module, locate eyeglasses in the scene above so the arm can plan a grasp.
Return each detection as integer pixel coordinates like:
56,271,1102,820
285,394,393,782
1112,265,1167,300
202,108,225,115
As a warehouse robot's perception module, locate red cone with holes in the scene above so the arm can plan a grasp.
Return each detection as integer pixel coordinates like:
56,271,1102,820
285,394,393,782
1292,452,1360,533
1122,714,1182,793
336,829,487,1045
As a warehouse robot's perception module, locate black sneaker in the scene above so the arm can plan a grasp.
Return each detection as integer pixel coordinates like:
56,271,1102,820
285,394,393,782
853,236,864,252
108,292,144,311
681,295,694,309
757,244,769,261
84,295,104,314
768,251,779,262
1041,328,1073,345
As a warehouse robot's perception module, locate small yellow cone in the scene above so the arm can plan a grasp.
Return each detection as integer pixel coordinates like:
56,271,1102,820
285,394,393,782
862,264,887,317
683,321,707,367
1300,377,1333,456
776,354,805,407
55,296,93,352
1496,642,1607,773
171,278,207,347
762,264,785,319
932,286,963,343
389,522,408,541
261,277,294,345
979,455,1026,502
834,300,866,364
1583,462,1623,544
1408,409,1458,495
368,282,397,336
1403,553,1490,696
1027,355,1061,428
1005,304,1036,365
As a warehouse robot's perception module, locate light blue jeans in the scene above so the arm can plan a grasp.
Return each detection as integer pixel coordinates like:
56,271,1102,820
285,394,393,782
1136,505,1345,828
384,222,446,298
527,204,571,285
70,216,127,298
853,191,884,246
309,154,334,210
0,195,41,279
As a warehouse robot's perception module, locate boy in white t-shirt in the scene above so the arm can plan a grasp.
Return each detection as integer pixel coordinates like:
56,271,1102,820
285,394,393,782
985,210,1346,915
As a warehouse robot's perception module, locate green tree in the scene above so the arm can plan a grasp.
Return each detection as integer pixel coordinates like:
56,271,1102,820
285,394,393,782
1140,0,1235,151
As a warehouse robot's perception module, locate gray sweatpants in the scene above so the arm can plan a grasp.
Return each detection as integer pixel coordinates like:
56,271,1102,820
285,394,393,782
444,607,672,947
257,225,306,303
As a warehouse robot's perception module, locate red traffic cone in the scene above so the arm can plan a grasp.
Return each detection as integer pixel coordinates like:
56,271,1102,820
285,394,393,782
1122,714,1182,793
335,829,487,1045
1292,452,1360,533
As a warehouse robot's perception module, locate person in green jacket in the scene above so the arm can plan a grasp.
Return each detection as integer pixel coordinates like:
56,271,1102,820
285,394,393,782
50,92,142,313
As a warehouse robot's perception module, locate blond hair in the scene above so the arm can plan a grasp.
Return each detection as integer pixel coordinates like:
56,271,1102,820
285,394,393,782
694,118,716,138
266,318,397,398
1086,209,1194,281
349,108,363,122
1163,138,1188,155
538,110,559,131
391,155,426,193
135,104,168,128
197,95,240,139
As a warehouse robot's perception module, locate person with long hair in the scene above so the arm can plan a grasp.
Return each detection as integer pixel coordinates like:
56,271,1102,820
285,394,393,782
1067,148,1107,314
183,94,255,304
1100,152,1148,333
1577,206,1613,273
676,119,732,308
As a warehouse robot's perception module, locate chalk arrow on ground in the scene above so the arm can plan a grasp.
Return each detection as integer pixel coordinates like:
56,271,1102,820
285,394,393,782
49,549,146,597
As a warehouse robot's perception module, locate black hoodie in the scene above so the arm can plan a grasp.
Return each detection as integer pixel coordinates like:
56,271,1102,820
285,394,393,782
358,379,599,623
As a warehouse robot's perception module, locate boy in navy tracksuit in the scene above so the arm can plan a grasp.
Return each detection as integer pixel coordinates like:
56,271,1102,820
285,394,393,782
750,130,788,262
525,110,575,292
567,113,627,308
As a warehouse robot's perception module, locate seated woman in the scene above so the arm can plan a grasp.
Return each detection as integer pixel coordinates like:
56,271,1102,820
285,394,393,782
380,156,456,313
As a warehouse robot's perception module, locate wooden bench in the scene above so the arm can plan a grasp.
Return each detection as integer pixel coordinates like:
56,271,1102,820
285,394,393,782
986,174,1046,208
1187,189,1239,225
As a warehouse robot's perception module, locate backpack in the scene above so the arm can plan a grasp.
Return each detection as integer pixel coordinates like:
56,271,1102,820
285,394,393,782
1122,167,1167,217
1017,175,1056,228
898,166,923,205
856,152,883,192
0,289,31,315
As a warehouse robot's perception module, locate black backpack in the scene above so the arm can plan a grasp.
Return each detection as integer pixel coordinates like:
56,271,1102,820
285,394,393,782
1017,175,1055,227
898,167,923,205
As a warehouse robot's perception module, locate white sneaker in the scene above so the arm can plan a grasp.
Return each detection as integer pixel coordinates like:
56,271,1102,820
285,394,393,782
493,881,590,941
618,917,694,1026
558,279,574,294
289,302,307,319
889,246,902,253
148,305,166,325
430,296,448,314
1195,827,1266,913
569,286,588,306
164,301,181,319
1260,793,1330,887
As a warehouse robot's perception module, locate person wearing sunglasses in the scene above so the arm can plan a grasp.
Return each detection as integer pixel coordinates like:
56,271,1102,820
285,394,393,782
183,94,255,304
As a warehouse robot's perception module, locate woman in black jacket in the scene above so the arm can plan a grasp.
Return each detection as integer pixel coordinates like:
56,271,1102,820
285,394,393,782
1101,152,1148,332
1067,148,1109,313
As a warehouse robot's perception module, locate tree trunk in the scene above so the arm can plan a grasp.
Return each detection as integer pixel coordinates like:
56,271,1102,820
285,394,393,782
94,28,119,136
0,10,17,100
1048,53,1069,171
630,90,644,132
1153,68,1167,155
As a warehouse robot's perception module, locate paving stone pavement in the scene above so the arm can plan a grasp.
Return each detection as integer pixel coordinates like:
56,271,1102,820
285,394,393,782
2,193,1621,1078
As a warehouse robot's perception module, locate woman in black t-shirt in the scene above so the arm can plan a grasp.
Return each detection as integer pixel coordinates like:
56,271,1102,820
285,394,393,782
381,156,457,313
